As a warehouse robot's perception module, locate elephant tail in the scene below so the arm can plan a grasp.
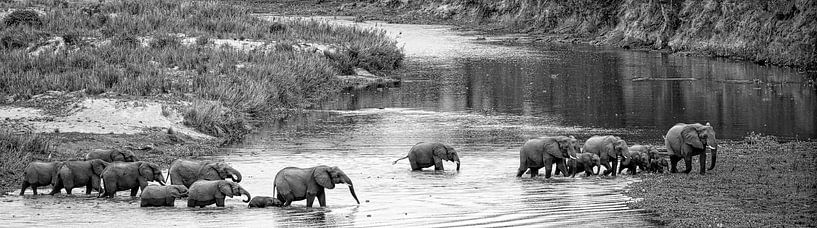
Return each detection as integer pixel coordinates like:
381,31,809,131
392,156,408,165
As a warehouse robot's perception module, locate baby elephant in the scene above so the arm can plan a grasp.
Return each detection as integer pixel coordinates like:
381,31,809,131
188,180,251,208
647,158,669,173
140,185,189,207
248,196,283,208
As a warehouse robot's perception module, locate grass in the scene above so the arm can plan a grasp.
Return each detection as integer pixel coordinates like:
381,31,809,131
626,133,817,227
0,0,404,140
0,131,53,192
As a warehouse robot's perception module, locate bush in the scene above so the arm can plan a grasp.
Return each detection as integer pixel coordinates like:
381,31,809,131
0,131,53,188
3,10,42,27
182,100,250,144
149,33,181,49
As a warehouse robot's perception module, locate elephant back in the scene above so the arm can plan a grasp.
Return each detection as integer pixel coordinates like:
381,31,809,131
188,180,220,201
25,162,58,185
140,185,166,199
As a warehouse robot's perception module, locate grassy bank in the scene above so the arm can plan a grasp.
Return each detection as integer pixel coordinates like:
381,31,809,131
244,0,816,70
626,135,817,227
1,0,403,140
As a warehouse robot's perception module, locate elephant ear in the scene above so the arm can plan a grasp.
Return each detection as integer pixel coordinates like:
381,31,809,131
138,162,152,178
200,163,220,180
682,125,704,149
313,166,335,189
218,181,233,197
432,145,446,158
443,145,457,160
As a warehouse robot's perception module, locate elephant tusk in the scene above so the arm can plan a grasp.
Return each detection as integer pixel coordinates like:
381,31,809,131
707,145,716,150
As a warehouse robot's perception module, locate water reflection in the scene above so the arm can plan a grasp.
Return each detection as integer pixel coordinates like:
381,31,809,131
323,45,815,140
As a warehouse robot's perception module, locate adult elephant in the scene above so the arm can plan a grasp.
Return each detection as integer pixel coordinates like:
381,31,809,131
99,161,165,198
618,145,652,175
20,161,61,195
187,180,250,207
583,135,629,176
140,185,189,207
393,142,460,171
274,165,360,207
167,159,242,188
568,152,600,178
665,123,717,174
85,149,137,162
51,159,109,195
516,136,578,178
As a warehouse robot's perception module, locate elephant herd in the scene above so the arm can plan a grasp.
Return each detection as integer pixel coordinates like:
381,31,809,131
19,122,717,208
516,123,718,178
19,148,359,208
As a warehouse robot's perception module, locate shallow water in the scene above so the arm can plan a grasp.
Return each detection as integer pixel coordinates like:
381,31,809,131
3,17,814,227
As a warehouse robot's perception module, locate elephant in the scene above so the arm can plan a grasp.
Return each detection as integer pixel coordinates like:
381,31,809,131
187,180,250,208
568,152,601,177
99,161,165,198
167,159,242,188
140,185,189,207
516,136,579,178
248,196,283,208
647,158,669,173
85,149,137,162
274,165,360,207
50,159,110,195
618,145,652,175
20,161,61,195
665,123,718,174
582,135,629,176
393,142,460,171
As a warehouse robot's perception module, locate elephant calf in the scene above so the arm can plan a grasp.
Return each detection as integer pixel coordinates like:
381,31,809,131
51,159,109,195
568,152,600,178
140,185,188,207
647,158,669,173
187,180,250,208
20,161,61,195
393,142,460,171
618,145,653,175
248,196,283,208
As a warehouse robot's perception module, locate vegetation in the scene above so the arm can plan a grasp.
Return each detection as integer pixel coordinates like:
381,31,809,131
0,0,404,140
0,131,52,191
626,133,817,227
246,0,816,70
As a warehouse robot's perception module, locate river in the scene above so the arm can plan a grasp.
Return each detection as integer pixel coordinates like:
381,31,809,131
2,16,813,227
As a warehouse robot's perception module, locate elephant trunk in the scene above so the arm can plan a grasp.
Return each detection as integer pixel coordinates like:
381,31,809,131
455,161,460,171
708,148,717,170
240,188,251,203
228,167,242,183
344,177,360,204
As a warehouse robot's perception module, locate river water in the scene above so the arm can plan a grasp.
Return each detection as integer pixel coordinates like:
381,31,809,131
3,17,814,227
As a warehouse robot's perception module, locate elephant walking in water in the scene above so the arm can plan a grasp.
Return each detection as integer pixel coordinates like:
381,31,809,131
167,159,242,188
665,123,717,174
583,135,629,176
517,136,578,178
51,159,109,195
187,180,250,207
274,166,360,207
568,152,600,177
393,142,460,171
99,161,165,198
140,185,188,207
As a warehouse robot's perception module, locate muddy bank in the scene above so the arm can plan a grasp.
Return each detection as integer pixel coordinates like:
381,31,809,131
625,138,817,227
252,0,816,70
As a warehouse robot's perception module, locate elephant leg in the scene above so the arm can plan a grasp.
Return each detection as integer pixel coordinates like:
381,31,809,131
167,197,175,207
65,187,73,195
556,161,568,177
131,188,139,197
31,185,38,195
85,183,93,194
306,195,316,208
434,160,445,171
48,182,62,195
318,192,326,207
682,156,693,174
669,155,680,173
600,162,612,176
529,167,539,178
216,198,225,207
409,159,421,171
187,199,195,207
544,160,553,179
20,181,29,195
611,159,618,177
699,152,707,175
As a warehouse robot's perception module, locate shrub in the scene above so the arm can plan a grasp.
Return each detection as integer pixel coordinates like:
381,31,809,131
149,33,181,49
182,100,250,144
0,131,53,188
3,10,42,27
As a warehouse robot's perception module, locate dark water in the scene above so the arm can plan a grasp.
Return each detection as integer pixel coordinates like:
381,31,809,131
2,17,813,227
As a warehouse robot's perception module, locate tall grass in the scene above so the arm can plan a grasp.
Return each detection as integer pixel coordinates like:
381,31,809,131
0,131,53,189
0,0,404,141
